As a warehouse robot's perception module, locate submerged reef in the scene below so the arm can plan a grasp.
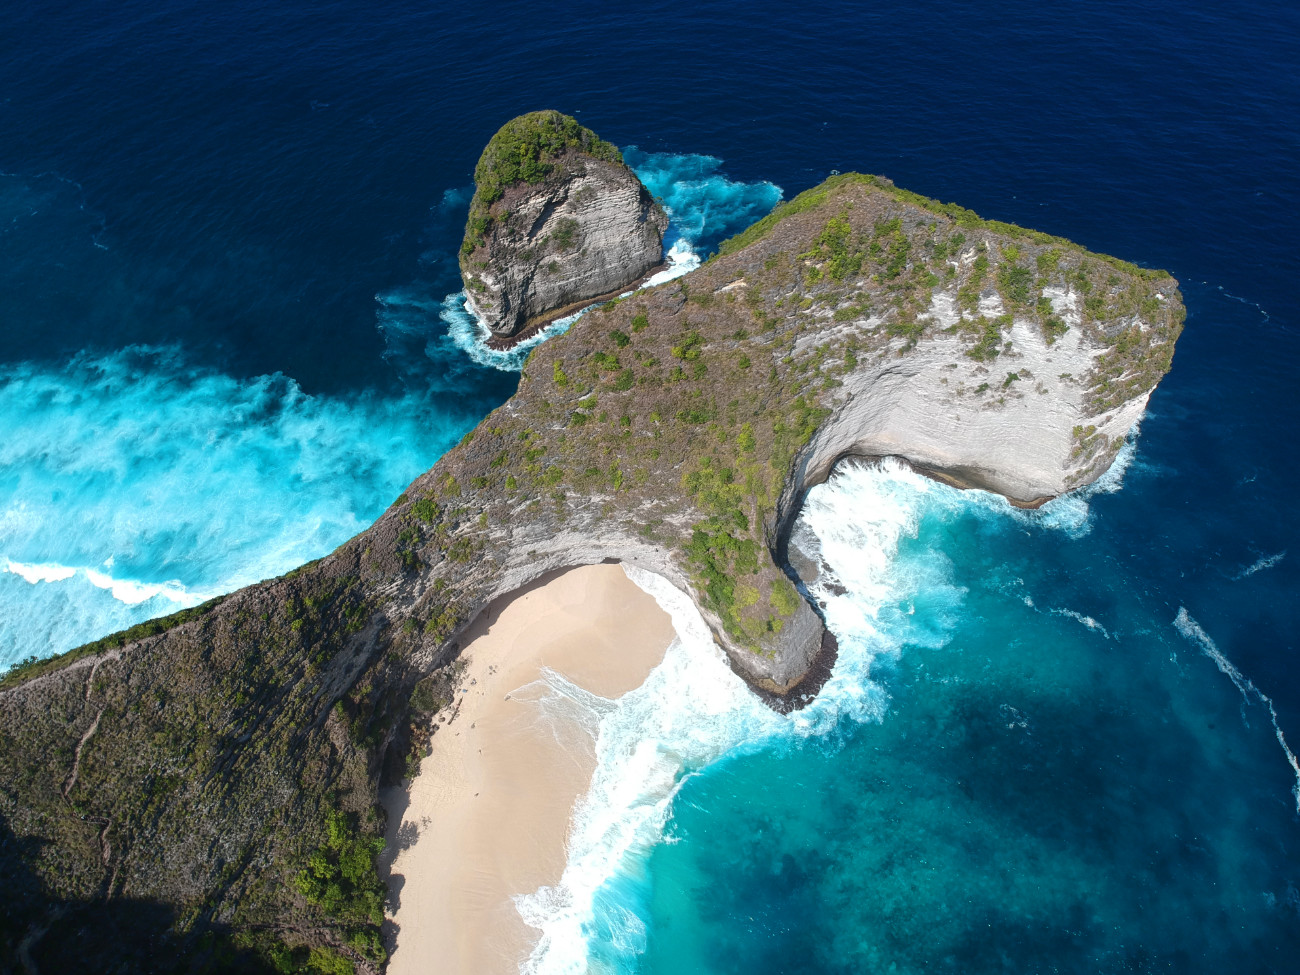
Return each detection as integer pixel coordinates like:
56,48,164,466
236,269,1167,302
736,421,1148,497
460,111,668,340
0,170,1182,972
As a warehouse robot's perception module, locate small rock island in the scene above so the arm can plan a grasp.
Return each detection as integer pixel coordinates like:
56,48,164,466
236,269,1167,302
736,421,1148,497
0,131,1184,972
459,111,668,341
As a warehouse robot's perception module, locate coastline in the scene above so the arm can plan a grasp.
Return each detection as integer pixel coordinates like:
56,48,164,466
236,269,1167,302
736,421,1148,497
380,564,675,974
478,263,668,351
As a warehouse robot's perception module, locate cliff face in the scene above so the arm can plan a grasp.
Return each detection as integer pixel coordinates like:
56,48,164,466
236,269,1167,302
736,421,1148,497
0,172,1182,972
460,111,668,339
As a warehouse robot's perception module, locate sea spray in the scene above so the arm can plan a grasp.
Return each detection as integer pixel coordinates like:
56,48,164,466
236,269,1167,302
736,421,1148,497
1233,550,1286,579
441,292,588,372
623,149,783,258
0,345,480,666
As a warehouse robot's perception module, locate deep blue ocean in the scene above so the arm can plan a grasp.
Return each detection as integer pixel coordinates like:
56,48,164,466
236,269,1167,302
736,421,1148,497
3,1,1298,971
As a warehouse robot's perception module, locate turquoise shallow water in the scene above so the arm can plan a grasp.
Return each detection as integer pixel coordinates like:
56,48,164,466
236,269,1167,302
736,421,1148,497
514,459,1300,974
1,1,1298,969
643,464,1300,974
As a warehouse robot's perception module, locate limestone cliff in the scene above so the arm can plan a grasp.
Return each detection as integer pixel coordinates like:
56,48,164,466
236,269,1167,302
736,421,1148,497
459,111,667,339
0,171,1182,972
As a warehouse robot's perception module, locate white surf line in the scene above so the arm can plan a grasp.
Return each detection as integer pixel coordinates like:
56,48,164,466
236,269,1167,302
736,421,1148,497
4,558,78,584
1175,607,1300,813
1233,551,1286,580
4,558,209,607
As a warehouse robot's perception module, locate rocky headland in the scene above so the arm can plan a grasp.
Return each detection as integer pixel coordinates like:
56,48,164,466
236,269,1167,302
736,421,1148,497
459,111,668,341
0,165,1182,973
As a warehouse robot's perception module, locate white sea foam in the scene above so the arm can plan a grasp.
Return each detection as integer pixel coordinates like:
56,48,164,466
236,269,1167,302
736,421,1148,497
1050,608,1112,640
1234,551,1286,580
82,568,208,607
624,148,783,255
640,238,699,288
4,559,77,585
442,292,584,372
517,460,965,972
519,446,1169,970
3,558,210,608
0,345,472,667
516,566,776,975
1175,607,1300,812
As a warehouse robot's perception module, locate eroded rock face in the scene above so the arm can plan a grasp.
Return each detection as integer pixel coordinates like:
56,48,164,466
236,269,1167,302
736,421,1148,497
459,111,667,339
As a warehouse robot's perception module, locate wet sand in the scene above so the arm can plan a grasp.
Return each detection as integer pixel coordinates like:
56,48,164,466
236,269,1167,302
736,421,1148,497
382,563,675,975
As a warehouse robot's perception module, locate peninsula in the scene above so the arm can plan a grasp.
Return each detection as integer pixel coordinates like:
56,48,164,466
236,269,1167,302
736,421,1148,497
0,133,1183,972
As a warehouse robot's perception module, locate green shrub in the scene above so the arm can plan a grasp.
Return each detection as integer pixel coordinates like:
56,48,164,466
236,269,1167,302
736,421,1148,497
551,217,579,250
770,577,800,617
410,497,440,523
307,948,354,975
998,263,1034,306
294,809,386,927
671,332,704,360
965,316,1008,362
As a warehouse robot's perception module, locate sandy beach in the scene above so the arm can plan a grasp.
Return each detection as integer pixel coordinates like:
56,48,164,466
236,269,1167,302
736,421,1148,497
382,563,675,975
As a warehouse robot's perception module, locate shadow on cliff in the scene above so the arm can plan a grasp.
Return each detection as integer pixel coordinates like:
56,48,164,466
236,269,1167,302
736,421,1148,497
0,816,271,975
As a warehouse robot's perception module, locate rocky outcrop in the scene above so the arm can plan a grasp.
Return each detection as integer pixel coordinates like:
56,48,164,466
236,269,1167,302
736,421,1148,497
0,170,1182,972
459,111,667,340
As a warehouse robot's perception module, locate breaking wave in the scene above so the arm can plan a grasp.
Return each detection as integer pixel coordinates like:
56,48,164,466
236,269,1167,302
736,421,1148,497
0,346,479,667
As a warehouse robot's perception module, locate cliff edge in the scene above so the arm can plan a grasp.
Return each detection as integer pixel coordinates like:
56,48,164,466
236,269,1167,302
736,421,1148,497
0,171,1182,973
460,111,668,340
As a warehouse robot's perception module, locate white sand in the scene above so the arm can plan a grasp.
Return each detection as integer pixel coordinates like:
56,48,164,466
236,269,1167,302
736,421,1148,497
382,564,675,975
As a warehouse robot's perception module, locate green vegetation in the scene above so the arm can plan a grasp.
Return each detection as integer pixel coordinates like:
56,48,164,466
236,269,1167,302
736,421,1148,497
551,217,579,250
964,315,1009,362
998,261,1034,306
461,111,624,257
410,495,440,523
718,171,1171,283
0,594,228,691
295,808,386,929
671,331,705,360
